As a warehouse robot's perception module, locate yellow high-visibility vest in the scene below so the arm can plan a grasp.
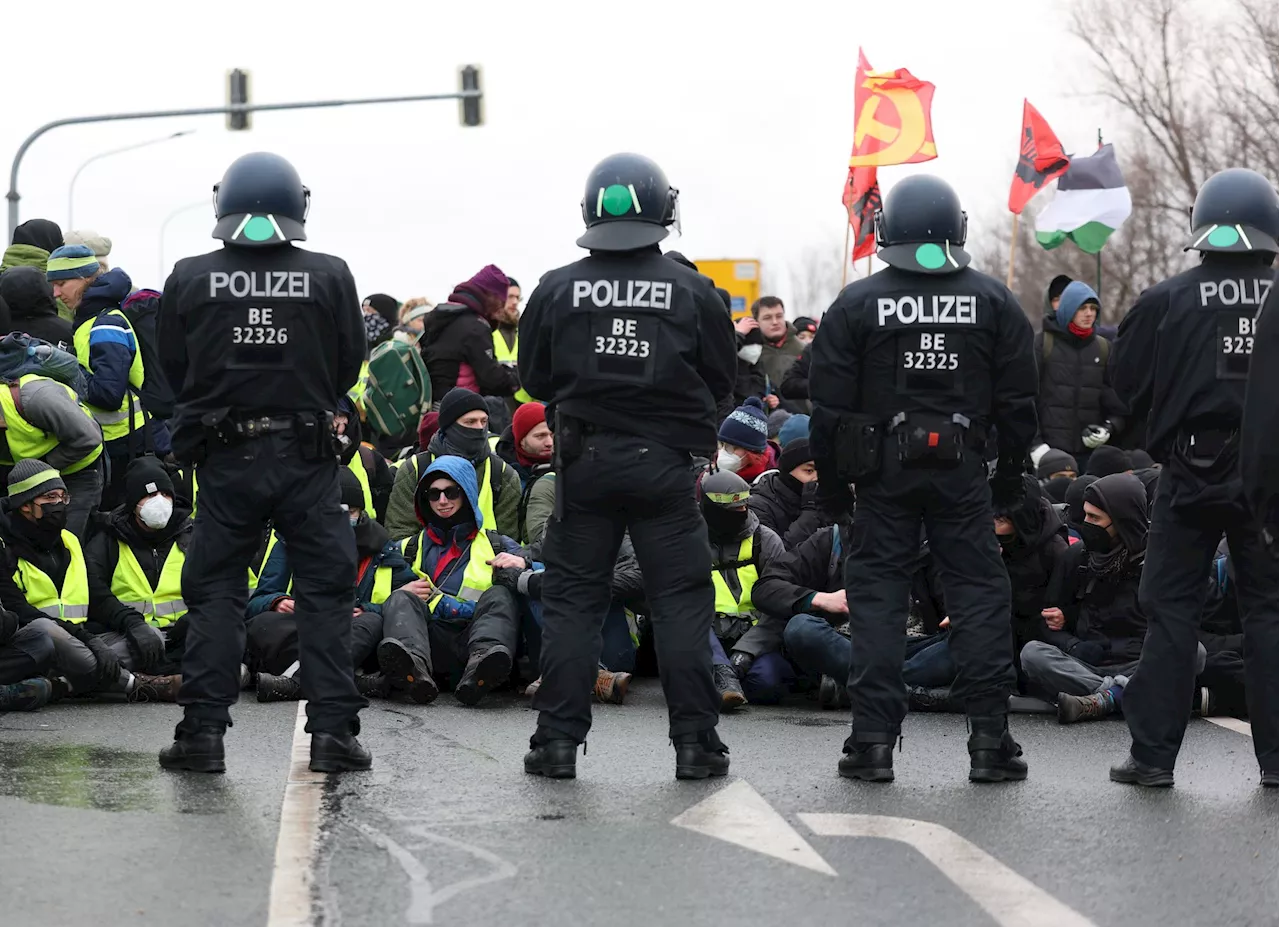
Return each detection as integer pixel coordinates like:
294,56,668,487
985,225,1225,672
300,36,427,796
111,539,187,628
0,374,103,473
492,329,534,403
712,536,758,617
14,530,90,622
409,527,496,610
72,310,147,442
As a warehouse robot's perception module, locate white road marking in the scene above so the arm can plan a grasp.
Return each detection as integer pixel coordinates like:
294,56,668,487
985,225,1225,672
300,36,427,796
800,813,1097,927
266,701,326,927
671,779,837,876
1206,716,1253,737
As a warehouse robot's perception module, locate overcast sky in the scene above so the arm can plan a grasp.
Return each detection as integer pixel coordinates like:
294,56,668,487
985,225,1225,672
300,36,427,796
2,0,1109,317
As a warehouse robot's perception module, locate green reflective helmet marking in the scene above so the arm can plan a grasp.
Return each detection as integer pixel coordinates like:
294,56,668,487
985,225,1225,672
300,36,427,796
601,184,634,217
1207,225,1241,248
242,216,278,242
915,243,947,270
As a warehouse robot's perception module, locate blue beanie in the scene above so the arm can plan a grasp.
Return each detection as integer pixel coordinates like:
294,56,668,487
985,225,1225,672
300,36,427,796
46,243,99,281
1056,280,1100,330
718,397,769,452
777,413,809,448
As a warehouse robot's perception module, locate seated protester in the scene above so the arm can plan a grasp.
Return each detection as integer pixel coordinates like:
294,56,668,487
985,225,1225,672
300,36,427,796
1042,476,1074,505
335,395,394,524
1020,473,1204,724
82,458,193,695
1194,544,1252,718
1128,449,1156,470
699,470,810,709
777,413,809,449
0,460,177,700
715,397,776,484
1084,445,1131,478
1035,449,1078,483
495,401,554,490
0,365,106,539
1062,474,1099,543
246,469,416,701
385,388,521,542
381,455,525,705
0,600,55,711
747,438,832,550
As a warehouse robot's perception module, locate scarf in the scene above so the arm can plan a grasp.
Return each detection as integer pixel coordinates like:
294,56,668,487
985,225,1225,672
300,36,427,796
1067,321,1094,339
364,312,390,344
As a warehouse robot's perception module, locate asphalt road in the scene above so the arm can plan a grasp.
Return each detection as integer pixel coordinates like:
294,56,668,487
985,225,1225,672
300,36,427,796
0,682,1274,927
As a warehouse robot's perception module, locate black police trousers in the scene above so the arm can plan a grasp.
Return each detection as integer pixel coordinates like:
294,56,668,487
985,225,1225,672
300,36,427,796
532,429,719,742
1124,477,1278,773
845,453,1016,742
178,433,365,734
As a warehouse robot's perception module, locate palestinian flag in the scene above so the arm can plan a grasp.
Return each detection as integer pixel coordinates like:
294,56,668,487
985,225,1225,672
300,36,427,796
1035,144,1132,253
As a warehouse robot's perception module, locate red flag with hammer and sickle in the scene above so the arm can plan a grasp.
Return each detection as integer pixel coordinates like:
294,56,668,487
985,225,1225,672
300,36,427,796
848,49,938,168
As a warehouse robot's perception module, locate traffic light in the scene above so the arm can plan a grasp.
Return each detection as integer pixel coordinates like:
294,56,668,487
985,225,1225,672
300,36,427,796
458,65,483,127
227,69,251,131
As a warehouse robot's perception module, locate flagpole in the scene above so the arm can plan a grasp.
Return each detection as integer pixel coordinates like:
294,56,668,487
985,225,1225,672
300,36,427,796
865,255,872,278
842,218,851,287
1005,213,1020,289
1096,127,1103,294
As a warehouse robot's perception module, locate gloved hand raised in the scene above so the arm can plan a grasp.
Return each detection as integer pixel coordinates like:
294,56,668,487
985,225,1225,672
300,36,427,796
1081,424,1111,449
989,462,1027,510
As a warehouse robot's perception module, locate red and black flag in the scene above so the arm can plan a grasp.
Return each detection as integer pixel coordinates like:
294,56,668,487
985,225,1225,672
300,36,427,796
843,165,880,261
1008,99,1070,214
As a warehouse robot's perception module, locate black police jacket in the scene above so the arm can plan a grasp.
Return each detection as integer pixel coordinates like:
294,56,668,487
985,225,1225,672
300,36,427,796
158,244,366,444
517,245,737,456
808,264,1038,474
1241,287,1278,533
1113,253,1277,462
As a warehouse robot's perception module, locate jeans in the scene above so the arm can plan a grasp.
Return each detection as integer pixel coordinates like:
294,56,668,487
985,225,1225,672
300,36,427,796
1021,639,1207,701
25,617,131,693
709,630,796,704
523,597,637,675
782,614,958,690
0,623,55,683
98,626,166,672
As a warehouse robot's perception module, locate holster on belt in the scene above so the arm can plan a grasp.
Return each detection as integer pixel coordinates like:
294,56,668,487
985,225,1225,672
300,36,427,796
890,411,975,470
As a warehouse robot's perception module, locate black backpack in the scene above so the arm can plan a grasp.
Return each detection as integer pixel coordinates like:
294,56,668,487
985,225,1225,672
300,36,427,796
120,290,176,419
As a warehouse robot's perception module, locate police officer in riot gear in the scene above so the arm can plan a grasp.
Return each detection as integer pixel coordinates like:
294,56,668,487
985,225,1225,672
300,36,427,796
156,152,371,774
809,174,1038,783
518,152,737,780
1110,167,1279,789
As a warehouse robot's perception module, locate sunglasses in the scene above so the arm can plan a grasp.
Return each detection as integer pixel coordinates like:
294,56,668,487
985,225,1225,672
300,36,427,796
426,486,463,502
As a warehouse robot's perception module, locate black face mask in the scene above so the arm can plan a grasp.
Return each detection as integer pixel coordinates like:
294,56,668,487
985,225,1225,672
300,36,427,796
32,500,69,539
703,505,748,540
1077,521,1115,554
443,424,490,462
997,533,1018,549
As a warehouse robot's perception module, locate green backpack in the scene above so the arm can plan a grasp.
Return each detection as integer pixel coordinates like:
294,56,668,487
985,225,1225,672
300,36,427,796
363,340,431,437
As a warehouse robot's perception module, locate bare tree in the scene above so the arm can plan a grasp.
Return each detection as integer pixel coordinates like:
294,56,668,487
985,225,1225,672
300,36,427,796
779,237,849,320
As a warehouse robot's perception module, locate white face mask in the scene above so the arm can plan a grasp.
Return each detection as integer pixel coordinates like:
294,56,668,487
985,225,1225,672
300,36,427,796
139,495,173,529
737,344,763,364
716,449,744,473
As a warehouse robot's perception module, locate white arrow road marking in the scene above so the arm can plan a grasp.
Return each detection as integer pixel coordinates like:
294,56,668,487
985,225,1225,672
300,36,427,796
1206,717,1253,737
671,780,837,876
800,814,1097,927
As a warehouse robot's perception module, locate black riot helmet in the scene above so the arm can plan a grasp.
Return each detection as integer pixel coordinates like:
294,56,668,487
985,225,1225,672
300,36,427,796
874,174,970,275
1186,168,1279,254
699,469,752,539
212,152,310,247
577,153,679,252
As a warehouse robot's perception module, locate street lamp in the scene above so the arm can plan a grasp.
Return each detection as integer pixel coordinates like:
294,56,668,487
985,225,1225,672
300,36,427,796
67,129,194,229
158,200,207,283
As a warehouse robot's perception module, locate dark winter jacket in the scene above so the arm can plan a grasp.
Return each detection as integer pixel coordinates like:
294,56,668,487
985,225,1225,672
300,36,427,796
759,326,807,412
420,290,520,401
0,266,73,348
780,344,810,402
733,330,768,406
0,510,90,643
775,523,844,606
747,470,831,550
73,268,142,423
713,511,811,658
84,503,193,637
999,477,1073,644
1033,288,1126,456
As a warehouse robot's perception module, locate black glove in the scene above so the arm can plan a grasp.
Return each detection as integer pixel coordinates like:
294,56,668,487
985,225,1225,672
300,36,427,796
729,650,755,681
491,565,525,591
85,636,121,686
0,608,17,646
816,478,855,518
989,463,1026,510
124,617,165,671
799,479,820,511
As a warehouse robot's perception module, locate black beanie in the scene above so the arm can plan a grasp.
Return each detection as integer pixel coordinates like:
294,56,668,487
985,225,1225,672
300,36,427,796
779,438,813,474
1086,445,1131,477
339,467,365,510
11,218,63,252
125,456,174,510
437,387,488,431
1047,274,1073,302
364,293,400,326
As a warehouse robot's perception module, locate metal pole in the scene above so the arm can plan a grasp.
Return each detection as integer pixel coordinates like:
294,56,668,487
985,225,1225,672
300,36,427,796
68,130,194,229
158,200,207,284
8,89,480,240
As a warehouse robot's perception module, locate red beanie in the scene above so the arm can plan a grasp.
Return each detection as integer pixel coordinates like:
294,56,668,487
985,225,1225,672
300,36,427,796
512,402,550,465
417,411,440,451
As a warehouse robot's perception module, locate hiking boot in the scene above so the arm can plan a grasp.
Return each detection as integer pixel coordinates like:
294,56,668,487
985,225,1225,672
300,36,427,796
310,730,372,773
256,673,303,703
673,728,730,780
968,716,1028,783
524,677,542,698
1109,753,1174,787
376,638,439,704
0,677,51,712
818,675,850,710
714,663,747,711
1057,690,1115,724
455,644,512,706
129,673,183,703
524,731,578,779
908,685,963,713
356,673,392,699
1261,769,1278,788
594,669,631,705
159,722,226,773
838,740,895,782
46,676,73,703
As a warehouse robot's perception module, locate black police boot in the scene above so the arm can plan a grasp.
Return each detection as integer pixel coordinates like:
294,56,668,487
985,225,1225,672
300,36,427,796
524,728,579,779
455,644,512,706
1260,769,1278,788
159,719,226,773
838,735,895,782
310,724,373,773
256,673,303,703
1109,753,1174,788
967,715,1028,783
355,673,393,699
376,638,439,705
673,729,730,780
